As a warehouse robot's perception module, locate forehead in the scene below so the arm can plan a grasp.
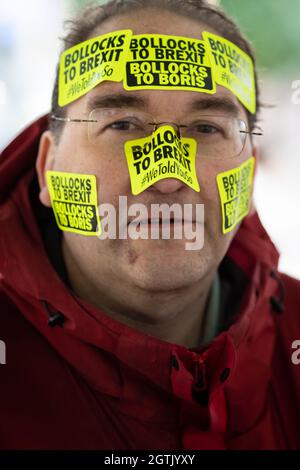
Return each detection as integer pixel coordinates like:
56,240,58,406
69,8,247,121
94,8,210,39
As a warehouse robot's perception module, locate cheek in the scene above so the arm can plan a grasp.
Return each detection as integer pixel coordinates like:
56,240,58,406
195,159,223,235
53,132,131,203
196,158,226,203
81,149,131,204
53,129,90,172
197,155,254,240
195,157,251,238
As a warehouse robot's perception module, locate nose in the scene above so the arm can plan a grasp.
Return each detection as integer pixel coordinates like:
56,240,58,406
148,177,185,194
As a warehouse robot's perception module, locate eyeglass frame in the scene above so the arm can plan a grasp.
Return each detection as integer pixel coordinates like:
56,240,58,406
50,114,263,139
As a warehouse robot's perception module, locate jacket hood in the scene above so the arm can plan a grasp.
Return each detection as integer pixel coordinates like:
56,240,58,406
0,116,284,447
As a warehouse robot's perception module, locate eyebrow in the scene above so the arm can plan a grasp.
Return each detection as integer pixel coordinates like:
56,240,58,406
189,96,240,117
86,91,241,117
86,93,147,112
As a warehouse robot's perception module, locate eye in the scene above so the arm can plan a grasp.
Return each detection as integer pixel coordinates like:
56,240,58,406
193,123,220,134
109,120,137,131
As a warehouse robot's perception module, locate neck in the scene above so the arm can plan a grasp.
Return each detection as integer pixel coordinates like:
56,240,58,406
62,239,214,348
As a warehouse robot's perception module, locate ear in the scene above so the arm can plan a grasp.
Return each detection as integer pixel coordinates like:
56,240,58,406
36,130,56,207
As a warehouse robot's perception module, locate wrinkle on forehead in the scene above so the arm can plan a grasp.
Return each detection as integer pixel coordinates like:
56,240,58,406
90,8,216,41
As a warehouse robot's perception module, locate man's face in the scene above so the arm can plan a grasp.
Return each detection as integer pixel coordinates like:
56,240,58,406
39,9,254,301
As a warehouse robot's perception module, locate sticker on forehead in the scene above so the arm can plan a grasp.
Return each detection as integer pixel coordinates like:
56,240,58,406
216,157,255,234
46,171,102,236
203,32,256,114
124,125,200,195
124,34,215,94
58,30,132,107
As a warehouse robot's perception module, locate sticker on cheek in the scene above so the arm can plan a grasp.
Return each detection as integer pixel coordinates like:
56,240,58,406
46,171,102,236
216,157,255,234
124,125,200,195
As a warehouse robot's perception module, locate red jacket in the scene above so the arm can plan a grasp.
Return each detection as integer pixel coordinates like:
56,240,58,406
0,116,300,450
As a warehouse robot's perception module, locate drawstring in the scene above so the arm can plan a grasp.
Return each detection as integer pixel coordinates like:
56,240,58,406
269,270,285,314
41,300,65,327
193,358,206,391
191,356,209,406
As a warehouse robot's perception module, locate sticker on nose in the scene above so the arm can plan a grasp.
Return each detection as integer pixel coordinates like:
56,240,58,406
124,125,200,195
46,171,102,236
216,156,255,233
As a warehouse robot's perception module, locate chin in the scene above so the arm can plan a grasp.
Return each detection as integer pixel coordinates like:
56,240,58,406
125,247,212,292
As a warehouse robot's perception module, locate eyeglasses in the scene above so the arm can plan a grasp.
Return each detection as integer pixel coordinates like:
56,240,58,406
51,108,262,160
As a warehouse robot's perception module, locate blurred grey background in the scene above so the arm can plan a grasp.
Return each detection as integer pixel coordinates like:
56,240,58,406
0,0,299,278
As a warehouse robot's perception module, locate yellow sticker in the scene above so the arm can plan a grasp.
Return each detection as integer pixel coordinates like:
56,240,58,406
46,171,101,236
216,157,255,234
58,30,132,107
125,125,200,195
124,34,215,94
203,32,256,114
